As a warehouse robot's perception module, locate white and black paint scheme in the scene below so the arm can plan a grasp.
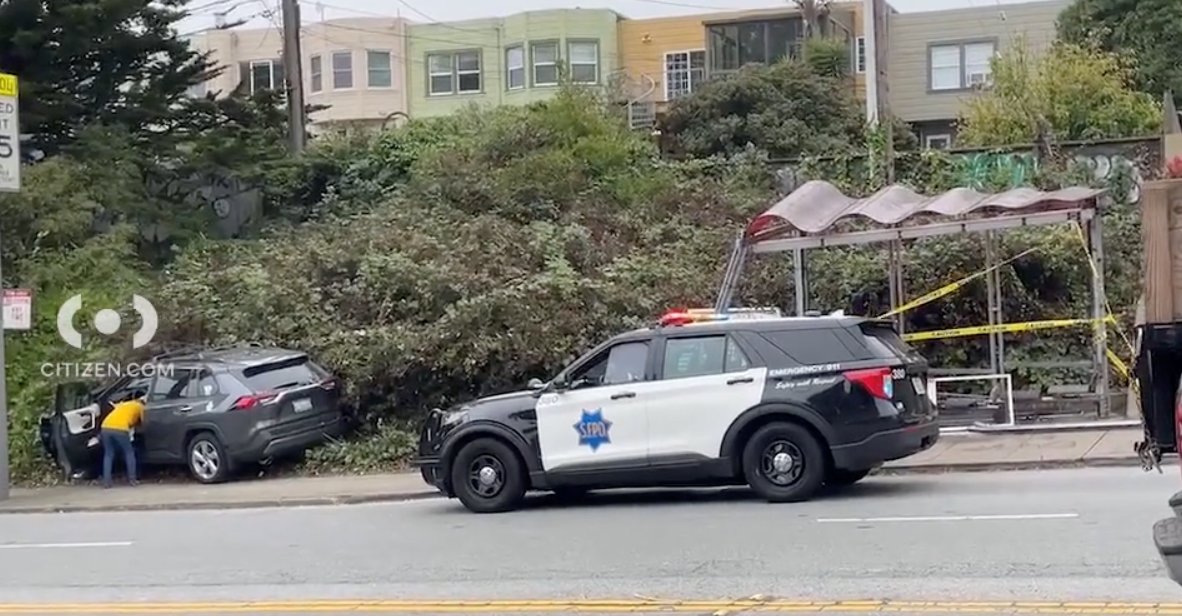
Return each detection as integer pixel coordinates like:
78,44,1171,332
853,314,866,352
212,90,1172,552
414,315,939,513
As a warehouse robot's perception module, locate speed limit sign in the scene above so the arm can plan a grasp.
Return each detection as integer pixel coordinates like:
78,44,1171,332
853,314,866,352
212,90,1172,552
0,73,19,193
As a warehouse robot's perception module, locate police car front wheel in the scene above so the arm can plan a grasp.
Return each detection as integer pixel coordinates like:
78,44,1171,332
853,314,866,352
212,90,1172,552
741,422,825,503
450,438,527,513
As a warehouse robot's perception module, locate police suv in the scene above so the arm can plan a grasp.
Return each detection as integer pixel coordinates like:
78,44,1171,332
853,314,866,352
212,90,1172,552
414,308,939,513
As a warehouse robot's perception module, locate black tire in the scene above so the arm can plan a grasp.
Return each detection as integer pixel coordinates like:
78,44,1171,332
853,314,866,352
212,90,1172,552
450,438,526,513
186,431,233,484
741,421,826,503
827,468,871,487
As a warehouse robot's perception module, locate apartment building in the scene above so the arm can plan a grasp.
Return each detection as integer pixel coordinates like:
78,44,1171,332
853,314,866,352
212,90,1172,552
185,17,411,131
886,0,1068,148
404,8,623,118
616,2,867,127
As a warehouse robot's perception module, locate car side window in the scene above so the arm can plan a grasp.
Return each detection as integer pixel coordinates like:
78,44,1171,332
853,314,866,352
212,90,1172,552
111,376,151,402
725,337,751,372
195,370,219,397
571,341,649,388
663,335,728,380
150,369,199,401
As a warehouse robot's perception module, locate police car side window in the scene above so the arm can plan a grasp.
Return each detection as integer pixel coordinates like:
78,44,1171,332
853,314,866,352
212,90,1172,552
571,341,649,388
663,336,728,380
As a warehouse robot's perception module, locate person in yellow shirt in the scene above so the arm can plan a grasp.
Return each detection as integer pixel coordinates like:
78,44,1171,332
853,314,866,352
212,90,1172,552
100,392,146,488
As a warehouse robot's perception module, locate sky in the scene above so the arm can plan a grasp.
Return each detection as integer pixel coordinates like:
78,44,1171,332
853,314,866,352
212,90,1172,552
177,0,1050,36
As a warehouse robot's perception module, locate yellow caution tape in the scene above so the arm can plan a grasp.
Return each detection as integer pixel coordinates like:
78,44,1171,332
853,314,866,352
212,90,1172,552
879,246,1042,319
902,315,1116,342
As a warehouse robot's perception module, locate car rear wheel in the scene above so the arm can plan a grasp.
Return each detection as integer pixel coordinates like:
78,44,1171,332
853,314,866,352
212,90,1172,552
450,438,526,513
741,422,825,503
827,467,871,487
187,432,232,484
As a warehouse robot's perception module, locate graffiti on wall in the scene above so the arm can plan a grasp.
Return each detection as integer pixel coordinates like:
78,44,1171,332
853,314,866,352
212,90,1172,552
952,141,1157,204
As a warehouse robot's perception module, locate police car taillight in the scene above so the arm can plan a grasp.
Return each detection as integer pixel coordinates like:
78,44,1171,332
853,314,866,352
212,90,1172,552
845,367,893,400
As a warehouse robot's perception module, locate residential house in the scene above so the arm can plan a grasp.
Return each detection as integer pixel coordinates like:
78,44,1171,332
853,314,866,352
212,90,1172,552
617,2,867,128
405,8,623,118
184,17,411,132
886,0,1069,148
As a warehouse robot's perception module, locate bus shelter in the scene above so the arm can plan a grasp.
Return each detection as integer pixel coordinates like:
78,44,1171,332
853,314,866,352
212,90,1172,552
712,180,1114,418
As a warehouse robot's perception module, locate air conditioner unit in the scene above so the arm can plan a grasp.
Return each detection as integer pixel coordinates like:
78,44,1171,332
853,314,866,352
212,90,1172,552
967,72,989,86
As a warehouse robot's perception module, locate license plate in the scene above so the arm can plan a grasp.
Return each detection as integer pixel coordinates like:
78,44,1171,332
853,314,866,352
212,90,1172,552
911,376,925,395
292,398,313,413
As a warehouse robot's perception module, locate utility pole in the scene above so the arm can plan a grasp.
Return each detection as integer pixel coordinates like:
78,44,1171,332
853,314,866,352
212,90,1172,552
871,0,893,184
280,0,307,152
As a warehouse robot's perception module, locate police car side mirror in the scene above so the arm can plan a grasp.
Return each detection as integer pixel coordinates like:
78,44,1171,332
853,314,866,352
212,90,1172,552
528,378,545,390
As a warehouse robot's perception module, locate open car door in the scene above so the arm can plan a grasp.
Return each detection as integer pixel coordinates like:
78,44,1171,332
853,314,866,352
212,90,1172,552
40,381,102,480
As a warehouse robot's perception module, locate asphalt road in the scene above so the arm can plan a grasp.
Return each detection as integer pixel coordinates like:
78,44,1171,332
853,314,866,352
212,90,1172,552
1,467,1182,615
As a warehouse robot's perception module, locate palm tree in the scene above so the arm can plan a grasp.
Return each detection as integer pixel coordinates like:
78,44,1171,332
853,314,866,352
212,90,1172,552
793,0,832,38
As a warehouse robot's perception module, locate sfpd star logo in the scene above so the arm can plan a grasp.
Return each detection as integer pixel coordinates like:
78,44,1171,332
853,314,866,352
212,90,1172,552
574,408,612,452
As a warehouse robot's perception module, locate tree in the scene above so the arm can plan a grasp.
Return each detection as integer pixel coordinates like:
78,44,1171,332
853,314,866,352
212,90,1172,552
0,0,218,156
956,38,1160,147
793,0,832,39
1058,0,1182,109
658,60,865,159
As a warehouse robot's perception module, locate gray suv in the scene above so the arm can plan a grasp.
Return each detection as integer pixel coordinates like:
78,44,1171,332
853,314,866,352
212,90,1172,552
39,346,345,483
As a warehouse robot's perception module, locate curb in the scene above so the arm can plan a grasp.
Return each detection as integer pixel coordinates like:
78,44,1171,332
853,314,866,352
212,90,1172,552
0,489,443,515
879,456,1166,475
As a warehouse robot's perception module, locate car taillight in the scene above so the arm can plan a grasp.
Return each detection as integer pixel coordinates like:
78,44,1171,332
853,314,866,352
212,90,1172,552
233,391,278,410
845,367,894,400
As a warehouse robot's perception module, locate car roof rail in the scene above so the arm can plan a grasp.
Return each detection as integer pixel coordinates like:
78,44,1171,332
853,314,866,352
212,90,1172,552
150,342,263,363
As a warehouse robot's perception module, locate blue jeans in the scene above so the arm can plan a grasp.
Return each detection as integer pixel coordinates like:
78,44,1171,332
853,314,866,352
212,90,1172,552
101,429,137,486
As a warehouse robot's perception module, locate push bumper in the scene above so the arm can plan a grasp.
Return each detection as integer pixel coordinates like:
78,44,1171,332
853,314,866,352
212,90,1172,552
830,420,940,471
230,414,346,462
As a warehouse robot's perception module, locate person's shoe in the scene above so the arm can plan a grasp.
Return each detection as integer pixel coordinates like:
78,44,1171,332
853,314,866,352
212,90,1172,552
128,480,139,487
102,482,113,489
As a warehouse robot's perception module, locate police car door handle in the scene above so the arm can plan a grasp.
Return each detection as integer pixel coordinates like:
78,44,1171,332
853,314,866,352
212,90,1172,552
727,377,754,385
610,391,636,400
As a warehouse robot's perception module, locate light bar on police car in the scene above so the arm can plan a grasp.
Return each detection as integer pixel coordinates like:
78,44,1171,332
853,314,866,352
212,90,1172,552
658,307,782,327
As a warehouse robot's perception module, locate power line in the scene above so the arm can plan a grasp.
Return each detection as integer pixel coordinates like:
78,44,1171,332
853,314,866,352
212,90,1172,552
305,0,487,34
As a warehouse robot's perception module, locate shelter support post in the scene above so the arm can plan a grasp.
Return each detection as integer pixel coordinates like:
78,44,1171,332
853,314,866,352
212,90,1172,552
887,240,905,332
1088,217,1111,417
714,232,747,312
985,232,1006,403
793,248,807,316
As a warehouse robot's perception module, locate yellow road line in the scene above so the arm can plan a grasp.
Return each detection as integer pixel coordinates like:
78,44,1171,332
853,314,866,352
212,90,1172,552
3,599,1182,614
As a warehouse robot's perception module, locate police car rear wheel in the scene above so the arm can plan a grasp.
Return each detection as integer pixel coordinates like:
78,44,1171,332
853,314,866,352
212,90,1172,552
742,422,824,503
451,438,525,513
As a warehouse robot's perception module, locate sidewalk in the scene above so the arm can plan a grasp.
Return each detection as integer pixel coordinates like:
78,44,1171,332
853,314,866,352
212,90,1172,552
0,427,1155,514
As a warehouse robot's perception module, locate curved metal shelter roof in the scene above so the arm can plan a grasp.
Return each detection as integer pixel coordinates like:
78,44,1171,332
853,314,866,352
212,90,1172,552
744,180,1107,244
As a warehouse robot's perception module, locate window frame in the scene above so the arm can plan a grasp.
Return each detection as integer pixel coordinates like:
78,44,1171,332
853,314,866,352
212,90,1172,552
331,50,354,90
505,44,526,90
924,133,952,150
426,49,482,96
455,49,483,94
926,38,997,92
366,49,393,89
530,40,560,87
663,48,706,101
309,54,323,93
705,17,804,76
854,36,866,74
242,59,283,95
426,52,455,96
566,39,600,85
